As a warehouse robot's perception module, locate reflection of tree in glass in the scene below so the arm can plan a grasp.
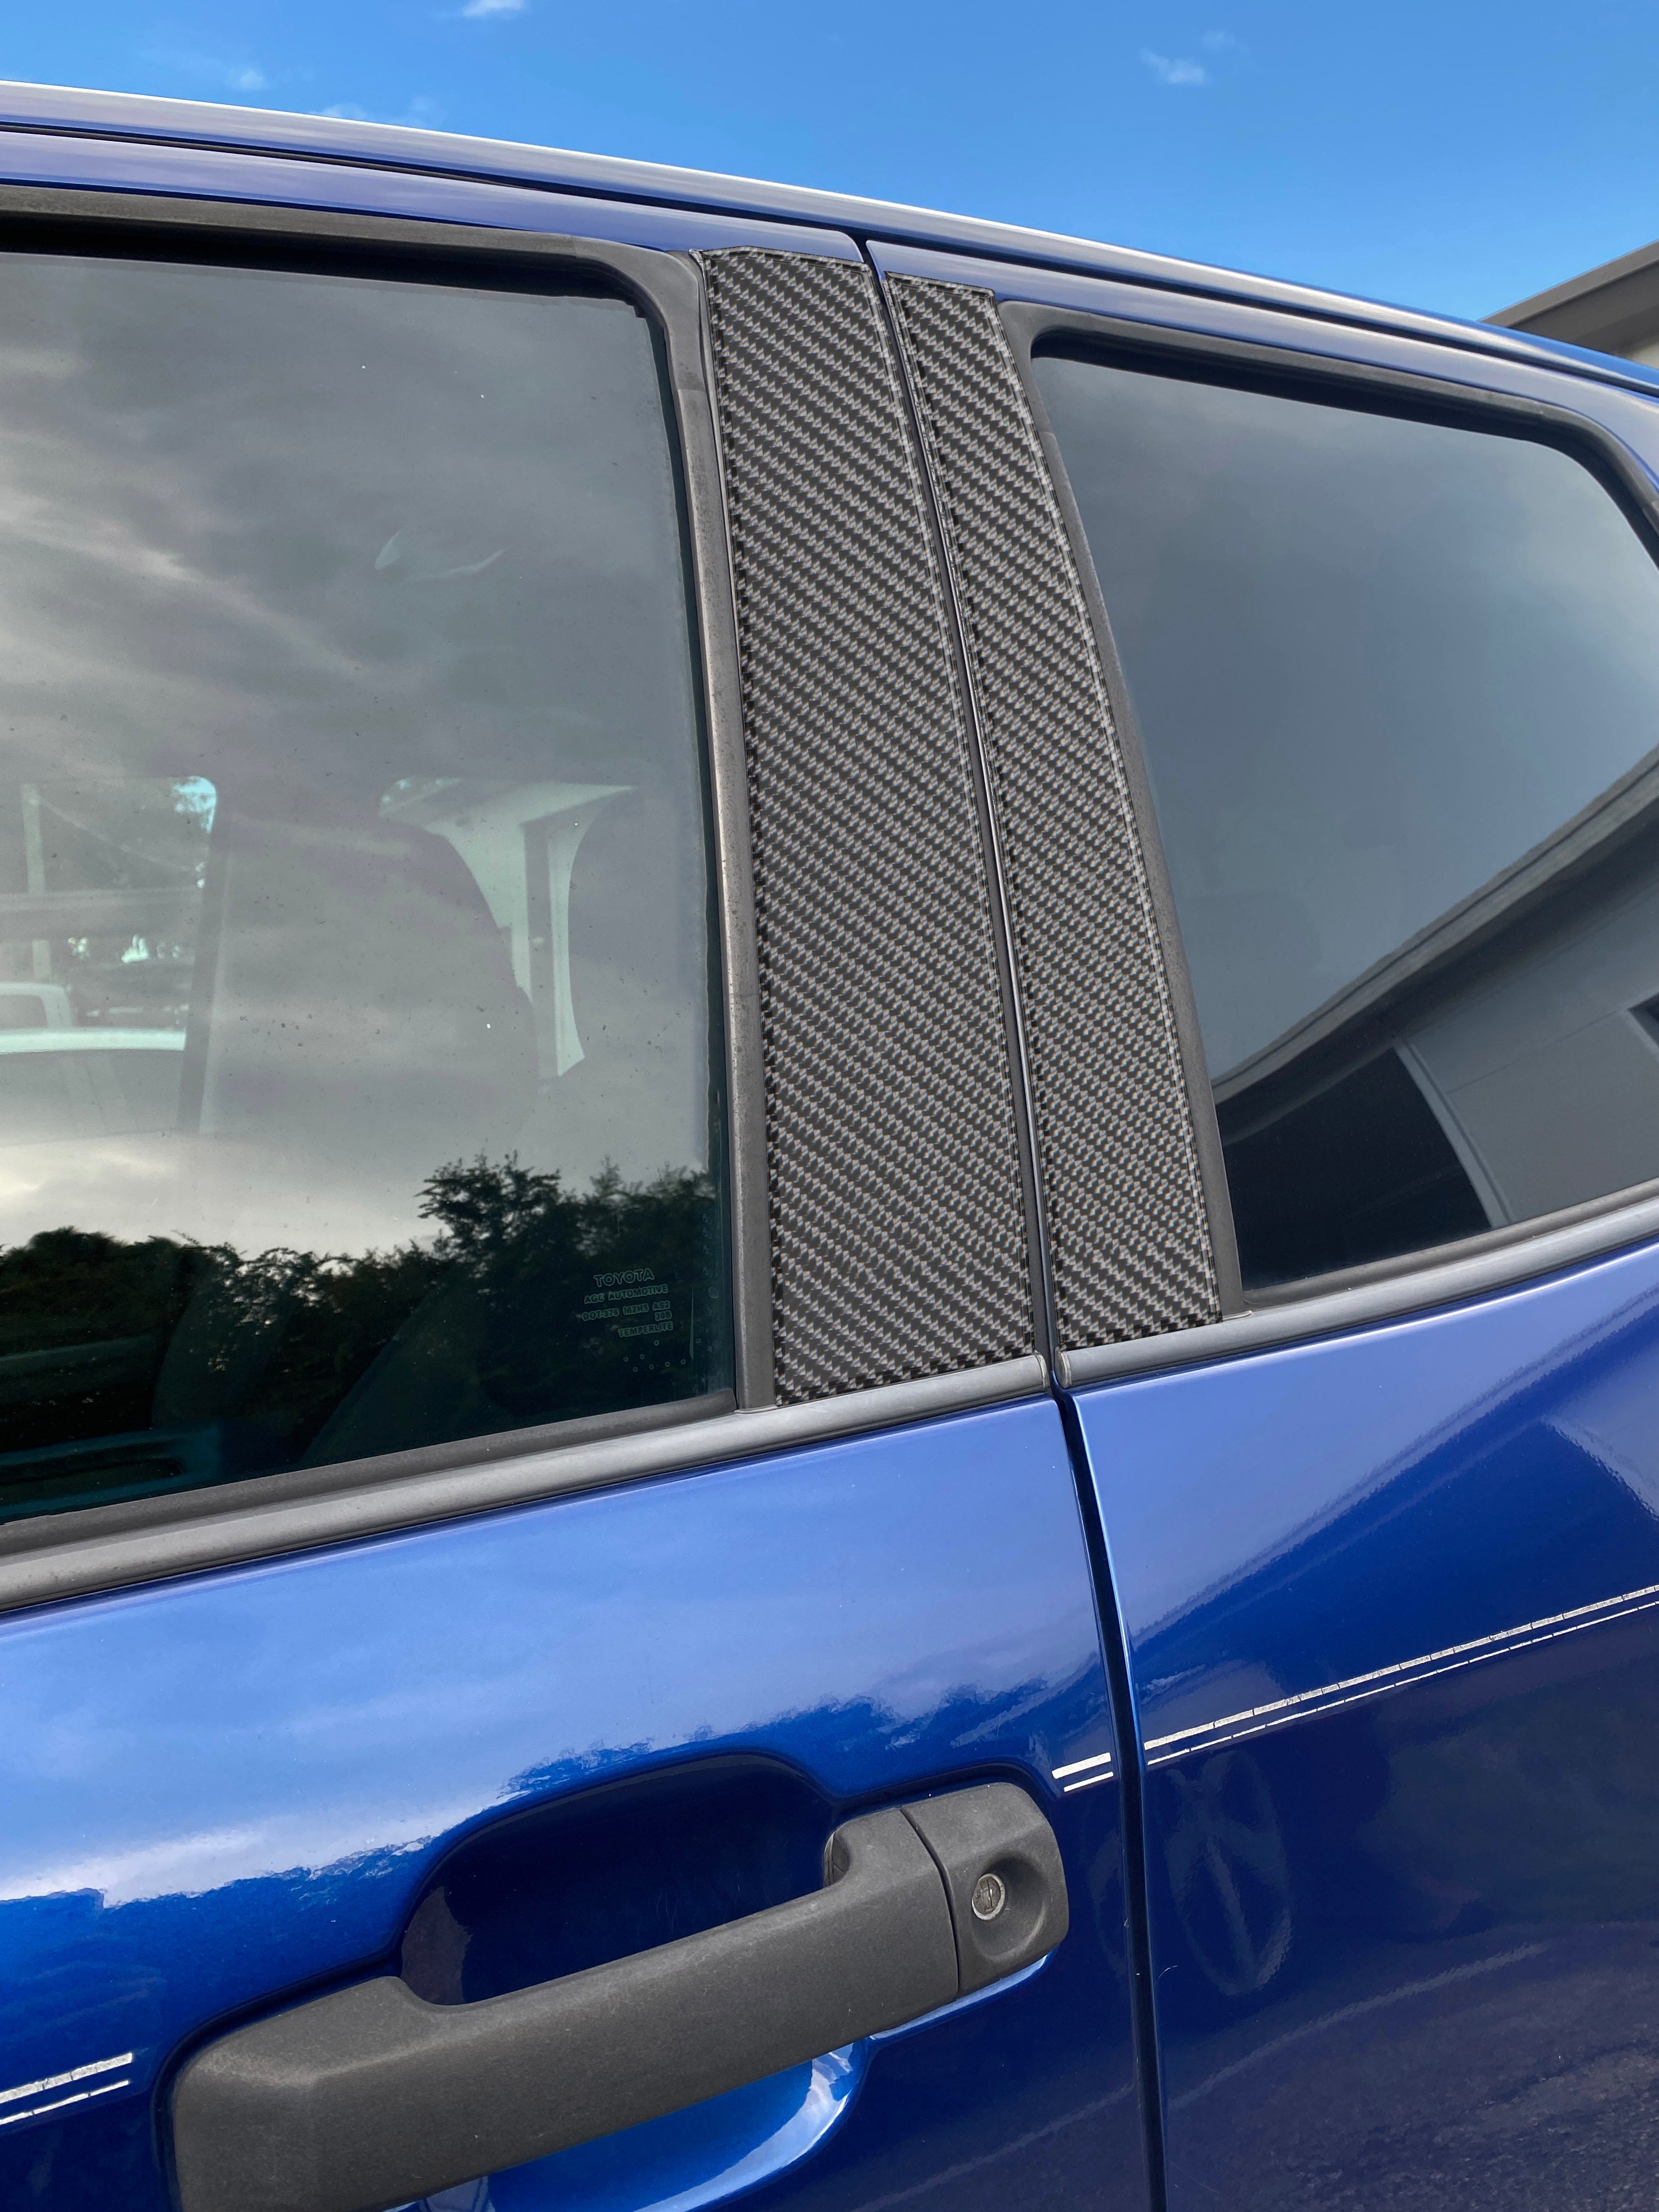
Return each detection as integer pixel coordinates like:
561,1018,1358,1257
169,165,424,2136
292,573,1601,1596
0,1225,217,1451
251,1156,721,1454
416,1155,718,1419
0,1157,721,1514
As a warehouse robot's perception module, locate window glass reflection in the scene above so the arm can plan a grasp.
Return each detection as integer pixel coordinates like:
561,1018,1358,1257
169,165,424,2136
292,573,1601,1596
1038,349,1659,1290
0,253,725,1521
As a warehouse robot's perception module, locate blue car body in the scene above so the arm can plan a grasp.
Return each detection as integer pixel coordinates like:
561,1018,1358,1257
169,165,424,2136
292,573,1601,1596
3,80,1659,2212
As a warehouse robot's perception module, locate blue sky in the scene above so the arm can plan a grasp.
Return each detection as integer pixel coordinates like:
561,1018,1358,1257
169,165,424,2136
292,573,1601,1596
3,2,1656,322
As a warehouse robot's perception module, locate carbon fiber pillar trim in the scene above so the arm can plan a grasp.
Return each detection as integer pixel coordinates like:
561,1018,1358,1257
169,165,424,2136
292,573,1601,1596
701,250,1032,1402
887,275,1219,1348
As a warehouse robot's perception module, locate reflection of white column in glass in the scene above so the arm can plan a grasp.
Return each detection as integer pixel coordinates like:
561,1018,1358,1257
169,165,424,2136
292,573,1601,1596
521,802,630,1076
386,782,628,1082
19,782,50,983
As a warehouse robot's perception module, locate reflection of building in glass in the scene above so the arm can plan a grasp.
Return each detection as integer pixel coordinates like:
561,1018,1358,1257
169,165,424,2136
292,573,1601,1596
0,780,208,1144
1220,747,1659,1285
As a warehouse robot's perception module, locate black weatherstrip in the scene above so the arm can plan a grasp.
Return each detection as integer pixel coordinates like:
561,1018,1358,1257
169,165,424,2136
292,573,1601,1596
1056,1386,1170,2212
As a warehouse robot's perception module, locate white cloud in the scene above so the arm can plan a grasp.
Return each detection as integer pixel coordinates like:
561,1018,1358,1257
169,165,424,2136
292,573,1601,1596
315,95,444,127
1201,29,1243,51
142,49,274,97
461,0,527,15
1141,48,1209,86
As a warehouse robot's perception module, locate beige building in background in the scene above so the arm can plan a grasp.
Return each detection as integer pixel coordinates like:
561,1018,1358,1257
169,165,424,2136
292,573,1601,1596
1492,238,1659,362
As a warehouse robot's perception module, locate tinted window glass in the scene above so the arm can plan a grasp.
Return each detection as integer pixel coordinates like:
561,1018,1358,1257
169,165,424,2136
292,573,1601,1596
1038,349,1659,1291
0,251,724,1522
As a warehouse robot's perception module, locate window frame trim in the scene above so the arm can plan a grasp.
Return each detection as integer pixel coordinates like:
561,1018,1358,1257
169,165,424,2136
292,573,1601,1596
998,294,1659,1376
0,180,809,1600
0,1354,1048,1617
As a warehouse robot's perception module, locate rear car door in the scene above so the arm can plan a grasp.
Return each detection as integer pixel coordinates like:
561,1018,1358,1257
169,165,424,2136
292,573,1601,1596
0,162,1153,2212
870,236,1659,2207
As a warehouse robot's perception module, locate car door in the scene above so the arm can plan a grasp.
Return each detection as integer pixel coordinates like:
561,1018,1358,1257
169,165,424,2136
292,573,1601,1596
870,236,1659,2207
0,161,1156,2212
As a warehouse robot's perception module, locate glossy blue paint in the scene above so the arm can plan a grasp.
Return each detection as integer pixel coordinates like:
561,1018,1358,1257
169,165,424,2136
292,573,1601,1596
405,2046,861,2212
0,1397,1143,2212
24,89,1659,2212
1073,1232,1659,2210
398,1961,1057,2212
0,79,1644,399
409,1965,1055,2212
0,125,860,258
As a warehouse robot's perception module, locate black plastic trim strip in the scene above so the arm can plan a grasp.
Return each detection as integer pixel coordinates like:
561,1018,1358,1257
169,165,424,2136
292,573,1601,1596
998,295,1659,1375
0,1358,1047,1618
685,249,774,1408
0,184,784,1581
1061,1186,1659,1389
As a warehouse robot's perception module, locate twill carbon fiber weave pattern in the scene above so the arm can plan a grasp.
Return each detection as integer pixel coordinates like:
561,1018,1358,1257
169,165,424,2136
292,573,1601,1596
887,275,1219,1348
701,250,1032,1402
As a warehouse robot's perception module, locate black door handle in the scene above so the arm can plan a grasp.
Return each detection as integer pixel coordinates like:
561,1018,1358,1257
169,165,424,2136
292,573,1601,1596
171,1781,1067,2212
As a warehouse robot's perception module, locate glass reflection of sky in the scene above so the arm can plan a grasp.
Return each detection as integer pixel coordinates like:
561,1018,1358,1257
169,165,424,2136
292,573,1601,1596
0,254,709,1252
1039,356,1659,1077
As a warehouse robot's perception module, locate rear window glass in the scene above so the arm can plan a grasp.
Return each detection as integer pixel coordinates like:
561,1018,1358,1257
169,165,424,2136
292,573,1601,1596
0,251,725,1523
1038,348,1659,1293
